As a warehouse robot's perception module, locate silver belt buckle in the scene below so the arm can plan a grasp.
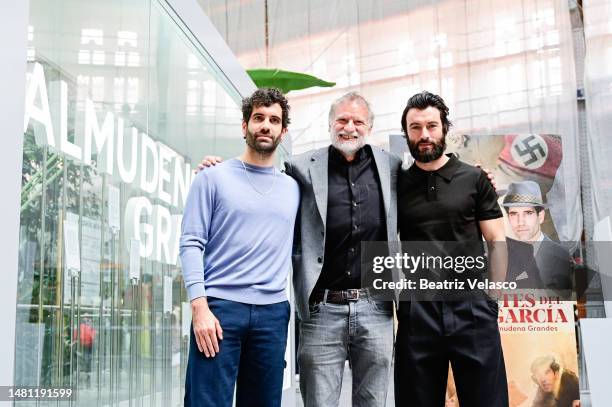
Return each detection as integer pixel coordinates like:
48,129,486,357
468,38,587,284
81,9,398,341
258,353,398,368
346,289,360,301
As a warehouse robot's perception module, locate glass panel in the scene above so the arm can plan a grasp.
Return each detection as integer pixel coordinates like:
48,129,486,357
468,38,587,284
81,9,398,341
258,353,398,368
17,0,244,405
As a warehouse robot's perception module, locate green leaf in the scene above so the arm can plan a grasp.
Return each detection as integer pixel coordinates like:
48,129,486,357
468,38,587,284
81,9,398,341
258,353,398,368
247,69,335,94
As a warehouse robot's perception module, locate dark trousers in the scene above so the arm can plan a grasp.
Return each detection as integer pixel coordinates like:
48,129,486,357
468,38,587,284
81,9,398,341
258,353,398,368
185,297,290,407
395,300,509,407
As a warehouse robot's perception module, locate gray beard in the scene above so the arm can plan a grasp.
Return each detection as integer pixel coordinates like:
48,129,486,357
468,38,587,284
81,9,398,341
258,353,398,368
331,134,365,157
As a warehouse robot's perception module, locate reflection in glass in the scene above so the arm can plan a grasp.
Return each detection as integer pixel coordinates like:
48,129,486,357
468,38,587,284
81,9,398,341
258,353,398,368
16,0,245,405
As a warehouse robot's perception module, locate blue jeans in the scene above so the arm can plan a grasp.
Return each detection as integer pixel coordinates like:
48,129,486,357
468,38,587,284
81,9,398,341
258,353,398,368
184,297,290,407
298,293,394,407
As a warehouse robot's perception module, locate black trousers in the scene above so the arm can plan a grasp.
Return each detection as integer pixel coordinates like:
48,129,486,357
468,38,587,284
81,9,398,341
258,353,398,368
394,300,509,407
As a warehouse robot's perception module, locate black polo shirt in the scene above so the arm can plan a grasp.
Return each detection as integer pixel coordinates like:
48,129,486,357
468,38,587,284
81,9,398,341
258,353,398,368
314,145,387,291
398,154,502,242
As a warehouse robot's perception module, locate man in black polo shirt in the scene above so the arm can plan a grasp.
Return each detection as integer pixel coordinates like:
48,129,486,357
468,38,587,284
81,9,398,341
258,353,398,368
395,91,509,406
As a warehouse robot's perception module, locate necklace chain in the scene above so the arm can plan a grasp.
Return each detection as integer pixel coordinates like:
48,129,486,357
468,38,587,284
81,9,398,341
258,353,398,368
239,159,278,195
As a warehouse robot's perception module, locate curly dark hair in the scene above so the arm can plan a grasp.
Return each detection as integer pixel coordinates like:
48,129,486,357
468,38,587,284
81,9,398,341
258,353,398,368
241,88,291,129
401,91,452,136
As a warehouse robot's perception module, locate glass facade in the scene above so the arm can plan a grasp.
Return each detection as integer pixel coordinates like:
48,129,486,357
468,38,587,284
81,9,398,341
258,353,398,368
15,0,254,405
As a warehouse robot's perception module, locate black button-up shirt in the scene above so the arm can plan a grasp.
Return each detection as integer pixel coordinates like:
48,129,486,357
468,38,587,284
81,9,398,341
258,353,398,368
314,145,387,291
398,154,502,242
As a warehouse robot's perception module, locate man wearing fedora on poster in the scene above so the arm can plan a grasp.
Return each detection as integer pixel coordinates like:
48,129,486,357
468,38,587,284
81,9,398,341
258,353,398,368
502,180,573,290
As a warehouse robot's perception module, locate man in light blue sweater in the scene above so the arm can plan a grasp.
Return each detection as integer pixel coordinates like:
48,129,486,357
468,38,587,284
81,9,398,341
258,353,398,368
180,88,299,407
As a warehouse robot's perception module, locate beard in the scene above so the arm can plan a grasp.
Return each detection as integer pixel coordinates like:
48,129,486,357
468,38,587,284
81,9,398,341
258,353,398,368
245,129,282,155
330,130,366,157
408,135,446,163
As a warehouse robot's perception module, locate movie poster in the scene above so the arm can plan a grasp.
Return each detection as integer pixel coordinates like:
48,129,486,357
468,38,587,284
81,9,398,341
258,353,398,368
441,134,579,406
499,297,579,407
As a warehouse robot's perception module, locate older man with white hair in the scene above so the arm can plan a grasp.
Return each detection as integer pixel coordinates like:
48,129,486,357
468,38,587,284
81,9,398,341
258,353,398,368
286,92,400,407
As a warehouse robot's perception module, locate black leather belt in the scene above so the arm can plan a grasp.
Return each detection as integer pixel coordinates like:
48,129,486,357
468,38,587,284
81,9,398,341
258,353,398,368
310,288,369,304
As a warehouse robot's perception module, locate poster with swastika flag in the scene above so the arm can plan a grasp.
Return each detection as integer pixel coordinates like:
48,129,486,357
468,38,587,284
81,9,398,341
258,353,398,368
445,134,564,242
